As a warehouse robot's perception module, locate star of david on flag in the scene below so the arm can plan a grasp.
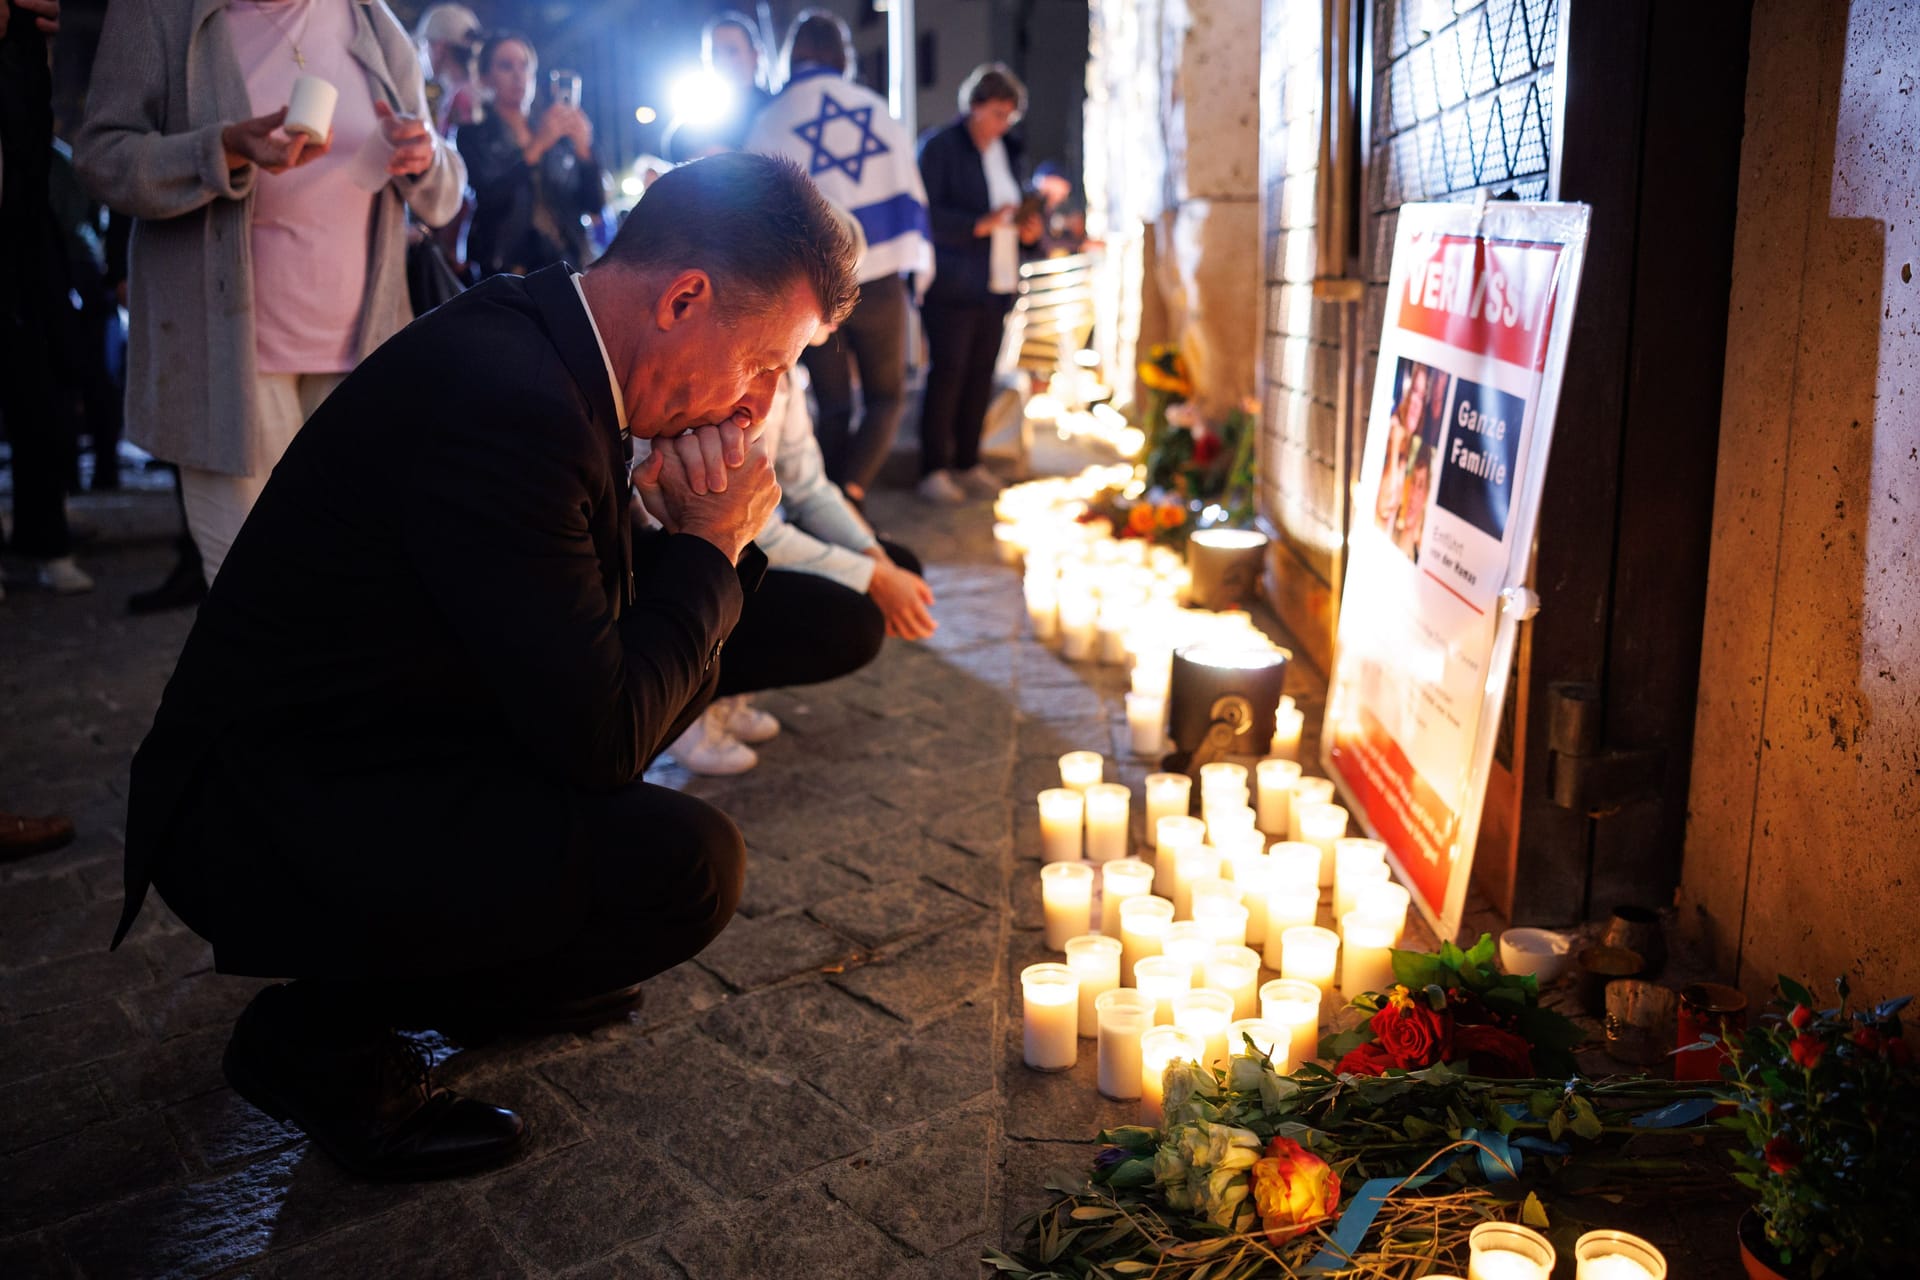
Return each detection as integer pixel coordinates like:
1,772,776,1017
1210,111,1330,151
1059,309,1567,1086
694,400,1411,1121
792,92,891,184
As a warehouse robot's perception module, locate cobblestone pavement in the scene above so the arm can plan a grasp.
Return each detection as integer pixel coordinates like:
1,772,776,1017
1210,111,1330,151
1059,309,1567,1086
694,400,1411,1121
1,464,1743,1278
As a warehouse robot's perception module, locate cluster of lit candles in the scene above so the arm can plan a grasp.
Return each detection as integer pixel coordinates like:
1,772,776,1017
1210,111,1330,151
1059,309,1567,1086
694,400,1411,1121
1443,1222,1670,1280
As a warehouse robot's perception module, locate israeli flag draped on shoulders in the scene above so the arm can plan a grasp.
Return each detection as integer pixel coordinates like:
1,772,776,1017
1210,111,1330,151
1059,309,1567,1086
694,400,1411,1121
747,65,934,287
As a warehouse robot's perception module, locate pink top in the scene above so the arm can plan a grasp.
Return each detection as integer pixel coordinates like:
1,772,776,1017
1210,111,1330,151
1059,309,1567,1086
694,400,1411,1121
226,0,379,373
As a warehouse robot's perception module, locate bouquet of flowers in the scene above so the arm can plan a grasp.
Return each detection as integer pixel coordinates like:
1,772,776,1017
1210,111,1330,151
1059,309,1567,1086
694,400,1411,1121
1091,344,1256,547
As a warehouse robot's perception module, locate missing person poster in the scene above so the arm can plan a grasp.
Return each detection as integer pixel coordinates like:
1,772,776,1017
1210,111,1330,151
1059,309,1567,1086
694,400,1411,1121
1324,201,1590,939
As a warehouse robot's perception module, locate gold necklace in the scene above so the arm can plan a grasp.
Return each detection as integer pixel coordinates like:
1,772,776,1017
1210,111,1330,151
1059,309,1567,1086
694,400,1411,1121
259,0,315,69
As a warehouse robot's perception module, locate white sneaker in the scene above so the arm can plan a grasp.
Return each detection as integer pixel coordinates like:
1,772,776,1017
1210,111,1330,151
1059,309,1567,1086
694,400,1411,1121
718,695,780,744
955,463,1001,497
667,706,759,776
917,470,968,505
34,557,94,596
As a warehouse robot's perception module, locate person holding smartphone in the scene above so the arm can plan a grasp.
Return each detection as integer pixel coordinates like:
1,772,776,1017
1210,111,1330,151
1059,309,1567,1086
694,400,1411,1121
457,31,603,279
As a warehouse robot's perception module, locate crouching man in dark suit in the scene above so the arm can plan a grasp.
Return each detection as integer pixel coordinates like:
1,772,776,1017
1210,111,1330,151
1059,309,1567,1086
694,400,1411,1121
113,154,859,1180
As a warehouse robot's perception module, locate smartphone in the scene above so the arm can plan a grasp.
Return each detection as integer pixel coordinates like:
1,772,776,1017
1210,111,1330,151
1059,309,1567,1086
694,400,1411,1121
548,69,582,109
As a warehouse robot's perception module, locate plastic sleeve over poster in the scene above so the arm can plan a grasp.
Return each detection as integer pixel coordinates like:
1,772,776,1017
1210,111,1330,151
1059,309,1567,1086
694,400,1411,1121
1320,199,1591,941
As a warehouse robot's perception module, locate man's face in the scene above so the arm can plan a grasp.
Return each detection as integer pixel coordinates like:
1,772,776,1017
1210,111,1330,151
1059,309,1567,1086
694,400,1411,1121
635,277,822,438
707,24,759,90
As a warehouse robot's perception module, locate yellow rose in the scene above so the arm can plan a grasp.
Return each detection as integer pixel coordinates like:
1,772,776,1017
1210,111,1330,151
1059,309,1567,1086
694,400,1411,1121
1248,1136,1340,1243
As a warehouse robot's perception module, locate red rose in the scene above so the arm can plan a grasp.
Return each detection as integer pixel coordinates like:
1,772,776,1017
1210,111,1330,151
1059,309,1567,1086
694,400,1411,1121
1192,432,1223,466
1764,1136,1801,1174
1335,1042,1399,1077
1249,1136,1341,1243
1789,1033,1826,1069
1854,1027,1883,1054
1452,1024,1535,1077
1789,1005,1812,1030
1369,1001,1453,1070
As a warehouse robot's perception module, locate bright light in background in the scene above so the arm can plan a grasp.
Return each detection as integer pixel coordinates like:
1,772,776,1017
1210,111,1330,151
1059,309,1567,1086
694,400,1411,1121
668,70,736,126
620,174,644,197
634,105,657,125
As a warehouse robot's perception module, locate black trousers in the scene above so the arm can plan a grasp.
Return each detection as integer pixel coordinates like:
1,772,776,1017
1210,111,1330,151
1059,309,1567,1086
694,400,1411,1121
918,296,1012,476
800,274,909,493
714,542,922,698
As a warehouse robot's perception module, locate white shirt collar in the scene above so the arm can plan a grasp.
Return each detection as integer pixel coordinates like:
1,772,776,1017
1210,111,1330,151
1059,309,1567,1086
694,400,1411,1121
571,272,629,439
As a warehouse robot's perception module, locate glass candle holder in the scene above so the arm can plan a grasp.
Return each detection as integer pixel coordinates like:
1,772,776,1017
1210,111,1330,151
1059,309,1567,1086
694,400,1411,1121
1198,761,1249,793
1040,862,1094,949
1189,876,1244,907
1058,751,1104,792
1131,648,1173,699
1280,925,1341,995
1573,1229,1667,1280
1083,783,1131,863
1020,963,1079,1071
1260,978,1323,1070
1334,857,1391,923
1270,702,1305,761
1155,814,1207,900
1468,1223,1556,1280
1206,945,1263,1020
1144,773,1194,843
1119,894,1176,985
1206,803,1258,848
1058,592,1099,660
1134,955,1191,1025
1226,1017,1284,1063
1289,776,1337,841
1100,858,1155,937
1065,934,1123,1037
1139,1026,1204,1125
1037,788,1085,863
1294,800,1348,888
1024,579,1059,642
1354,880,1412,945
1173,988,1236,1069
1162,921,1215,985
1268,840,1323,895
1340,912,1397,997
1194,898,1251,949
1255,757,1303,835
1125,692,1167,757
1095,988,1155,1100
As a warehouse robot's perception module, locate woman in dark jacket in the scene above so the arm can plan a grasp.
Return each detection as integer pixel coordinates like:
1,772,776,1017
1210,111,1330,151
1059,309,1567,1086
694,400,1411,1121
915,63,1042,504
457,33,604,280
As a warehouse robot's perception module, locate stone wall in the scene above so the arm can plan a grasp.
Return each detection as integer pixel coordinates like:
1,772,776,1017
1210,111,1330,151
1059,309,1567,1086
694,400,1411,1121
1681,0,1920,1007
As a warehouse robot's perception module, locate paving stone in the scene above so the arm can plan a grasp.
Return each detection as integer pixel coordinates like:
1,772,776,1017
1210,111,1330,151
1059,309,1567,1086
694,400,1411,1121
0,1231,60,1278
915,844,1008,911
483,1134,715,1270
699,978,899,1064
269,1195,527,1280
431,1069,590,1163
0,1000,142,1089
0,950,153,1022
623,961,732,1031
90,1025,230,1110
921,1233,999,1280
827,1110,995,1256
119,970,269,1043
663,1182,912,1280
128,928,216,984
695,913,863,993
809,879,981,948
558,1246,690,1279
0,874,87,921
923,641,1015,688
163,1088,304,1172
733,854,867,919
0,1067,112,1156
1001,1022,1135,1142
0,898,124,970
0,1112,185,1236
1001,1140,1098,1244
926,800,1014,861
810,1002,996,1130
735,795,916,861
833,917,1002,1025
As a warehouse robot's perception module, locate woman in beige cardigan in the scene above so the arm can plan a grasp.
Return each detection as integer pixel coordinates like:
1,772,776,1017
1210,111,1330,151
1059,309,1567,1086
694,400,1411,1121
76,0,465,584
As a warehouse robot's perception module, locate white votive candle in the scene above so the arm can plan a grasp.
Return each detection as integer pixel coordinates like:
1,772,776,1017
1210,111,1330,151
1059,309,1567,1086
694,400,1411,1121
1573,1230,1666,1280
1268,840,1323,895
1333,836,1388,918
1468,1223,1556,1280
1205,803,1258,848
1207,946,1263,1019
1139,1026,1205,1125
1189,877,1244,908
1169,844,1221,919
1162,922,1215,986
1354,879,1412,945
1271,702,1305,761
1059,751,1104,792
1224,850,1270,947
1066,934,1122,1037
1101,859,1155,937
1255,758,1303,836
1194,898,1250,949
1260,978,1323,1070
1144,774,1194,846
1119,894,1175,984
1037,788,1085,863
1173,988,1236,1069
1295,800,1348,887
1020,963,1079,1071
1083,783,1130,863
1024,579,1059,641
1290,777,1337,840
1040,862,1094,949
1340,912,1396,996
1262,884,1321,968
1131,651,1172,699
1125,692,1167,757
1134,955,1191,1025
1198,761,1249,793
1098,604,1135,665
1058,593,1099,660
1095,988,1155,1100
1280,925,1340,995
1335,857,1391,924
1154,813,1206,899
1226,1017,1285,1063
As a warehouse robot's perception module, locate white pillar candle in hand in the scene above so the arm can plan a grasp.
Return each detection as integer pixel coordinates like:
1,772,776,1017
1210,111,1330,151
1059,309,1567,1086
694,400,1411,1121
1125,692,1167,757
1134,955,1191,1025
1194,897,1250,949
1101,858,1155,937
1268,840,1323,895
1153,813,1206,899
1037,788,1085,863
1354,879,1412,945
284,75,340,140
1095,988,1155,1100
1226,1017,1285,1064
1144,774,1194,848
1020,962,1080,1071
1271,700,1305,762
1066,934,1123,1037
1139,1025,1205,1125
1260,978,1324,1071
1262,883,1321,968
1083,783,1131,863
1161,921,1215,986
1280,925,1341,995
1294,799,1347,887
1255,758,1303,836
1059,751,1104,791
1173,988,1236,1069
1207,945,1263,1020
1290,776,1337,839
1058,592,1099,660
1340,912,1396,997
1040,862,1094,949
1119,894,1175,984
1169,843,1221,919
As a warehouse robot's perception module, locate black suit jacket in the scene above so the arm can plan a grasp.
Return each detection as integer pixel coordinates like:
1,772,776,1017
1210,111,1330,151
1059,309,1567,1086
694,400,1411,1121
917,118,1026,306
118,264,761,974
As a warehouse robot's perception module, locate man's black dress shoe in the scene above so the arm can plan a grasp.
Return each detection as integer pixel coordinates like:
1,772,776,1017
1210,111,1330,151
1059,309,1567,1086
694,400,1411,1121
223,984,526,1181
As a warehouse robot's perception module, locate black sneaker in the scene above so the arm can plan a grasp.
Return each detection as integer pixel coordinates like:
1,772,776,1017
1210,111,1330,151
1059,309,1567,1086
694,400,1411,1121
222,984,526,1181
